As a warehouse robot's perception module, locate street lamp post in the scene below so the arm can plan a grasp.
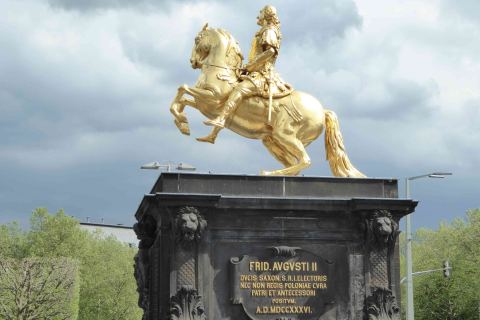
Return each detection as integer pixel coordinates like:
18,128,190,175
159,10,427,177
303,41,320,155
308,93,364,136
405,172,452,320
140,161,196,172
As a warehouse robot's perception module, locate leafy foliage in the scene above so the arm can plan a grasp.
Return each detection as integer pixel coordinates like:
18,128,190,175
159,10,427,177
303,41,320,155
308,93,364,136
401,209,480,320
0,208,141,320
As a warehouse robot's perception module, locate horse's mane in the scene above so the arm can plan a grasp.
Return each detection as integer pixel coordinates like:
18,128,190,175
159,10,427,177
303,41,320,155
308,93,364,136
214,28,244,69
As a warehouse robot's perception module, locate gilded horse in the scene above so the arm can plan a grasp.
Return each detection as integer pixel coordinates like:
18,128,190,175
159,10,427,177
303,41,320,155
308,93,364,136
170,24,365,177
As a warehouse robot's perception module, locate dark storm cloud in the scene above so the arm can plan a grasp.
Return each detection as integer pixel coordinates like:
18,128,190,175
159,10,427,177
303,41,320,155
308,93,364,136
1,6,168,131
47,0,185,11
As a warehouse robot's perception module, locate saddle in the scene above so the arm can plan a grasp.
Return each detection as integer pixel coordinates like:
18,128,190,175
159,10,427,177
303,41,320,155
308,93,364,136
241,70,294,99
244,90,303,123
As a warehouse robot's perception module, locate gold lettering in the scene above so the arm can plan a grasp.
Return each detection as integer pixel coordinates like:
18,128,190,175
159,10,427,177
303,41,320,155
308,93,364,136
270,261,316,272
252,282,265,289
274,289,316,297
249,261,270,271
240,282,251,289
284,282,311,289
240,274,257,281
259,274,281,281
271,298,296,304
254,303,313,314
266,282,283,289
313,282,327,289
251,289,268,296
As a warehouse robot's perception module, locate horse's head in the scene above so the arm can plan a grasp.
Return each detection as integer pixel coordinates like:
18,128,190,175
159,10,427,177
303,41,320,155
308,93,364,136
190,23,211,69
190,23,243,70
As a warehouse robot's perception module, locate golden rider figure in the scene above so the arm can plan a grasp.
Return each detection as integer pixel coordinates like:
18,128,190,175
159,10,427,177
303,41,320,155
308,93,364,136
201,5,292,140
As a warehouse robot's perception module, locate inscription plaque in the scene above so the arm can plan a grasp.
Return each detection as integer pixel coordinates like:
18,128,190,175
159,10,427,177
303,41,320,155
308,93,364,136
230,246,336,320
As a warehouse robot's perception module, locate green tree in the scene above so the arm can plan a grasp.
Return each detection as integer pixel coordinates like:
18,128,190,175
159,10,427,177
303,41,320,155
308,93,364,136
0,222,28,259
401,209,480,320
0,208,142,320
27,208,92,259
77,236,141,319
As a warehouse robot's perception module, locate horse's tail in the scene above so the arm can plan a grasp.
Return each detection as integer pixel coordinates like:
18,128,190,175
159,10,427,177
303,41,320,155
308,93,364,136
324,110,366,178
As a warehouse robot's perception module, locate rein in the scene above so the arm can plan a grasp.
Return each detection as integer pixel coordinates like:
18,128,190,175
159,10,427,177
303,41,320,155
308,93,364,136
203,63,241,71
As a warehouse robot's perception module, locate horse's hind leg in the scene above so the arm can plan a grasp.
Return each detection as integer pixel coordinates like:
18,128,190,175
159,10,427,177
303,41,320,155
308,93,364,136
262,126,311,176
261,136,297,168
263,141,310,176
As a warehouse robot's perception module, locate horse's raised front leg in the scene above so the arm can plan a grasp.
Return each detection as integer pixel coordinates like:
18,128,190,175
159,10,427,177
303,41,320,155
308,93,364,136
170,85,217,135
170,85,193,135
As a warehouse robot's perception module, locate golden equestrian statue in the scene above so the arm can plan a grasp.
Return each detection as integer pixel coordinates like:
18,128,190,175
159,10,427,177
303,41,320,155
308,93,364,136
169,5,365,177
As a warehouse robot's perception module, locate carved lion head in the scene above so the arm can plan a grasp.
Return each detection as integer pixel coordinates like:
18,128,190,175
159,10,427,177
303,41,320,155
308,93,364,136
368,210,398,248
374,216,393,241
175,206,207,245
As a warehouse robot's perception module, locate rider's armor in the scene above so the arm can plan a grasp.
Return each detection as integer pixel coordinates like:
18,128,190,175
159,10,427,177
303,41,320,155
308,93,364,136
243,24,292,98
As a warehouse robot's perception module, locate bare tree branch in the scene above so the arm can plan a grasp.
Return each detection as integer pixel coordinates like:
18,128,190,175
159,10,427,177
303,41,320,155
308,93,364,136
0,258,79,320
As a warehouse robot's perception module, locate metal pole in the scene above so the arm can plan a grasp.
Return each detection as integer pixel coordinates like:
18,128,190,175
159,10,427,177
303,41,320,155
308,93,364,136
404,171,451,320
405,178,414,320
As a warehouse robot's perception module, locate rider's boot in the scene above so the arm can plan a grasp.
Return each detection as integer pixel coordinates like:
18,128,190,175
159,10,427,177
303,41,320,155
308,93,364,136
196,127,221,144
203,90,243,128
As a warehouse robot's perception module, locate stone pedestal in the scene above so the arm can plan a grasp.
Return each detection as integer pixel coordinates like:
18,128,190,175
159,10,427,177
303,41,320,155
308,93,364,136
134,173,416,320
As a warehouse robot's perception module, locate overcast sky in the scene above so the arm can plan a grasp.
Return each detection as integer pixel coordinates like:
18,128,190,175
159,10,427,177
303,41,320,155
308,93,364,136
1,0,478,230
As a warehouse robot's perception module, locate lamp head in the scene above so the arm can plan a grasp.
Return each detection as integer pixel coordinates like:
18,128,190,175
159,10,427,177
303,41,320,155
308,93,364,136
429,172,453,178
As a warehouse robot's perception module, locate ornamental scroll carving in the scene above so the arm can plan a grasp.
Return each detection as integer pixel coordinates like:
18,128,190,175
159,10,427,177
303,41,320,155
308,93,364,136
269,246,301,258
364,210,401,320
170,286,206,320
366,287,400,320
